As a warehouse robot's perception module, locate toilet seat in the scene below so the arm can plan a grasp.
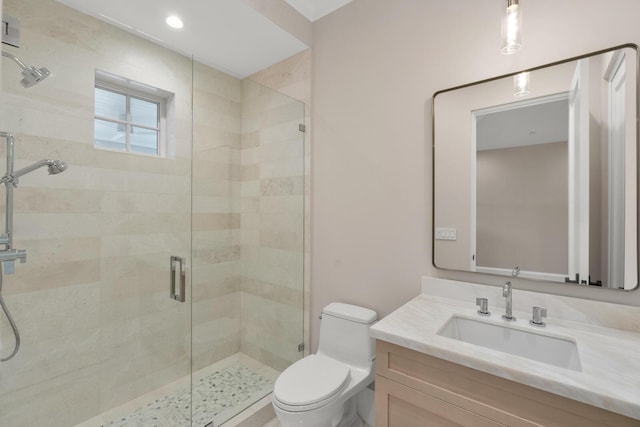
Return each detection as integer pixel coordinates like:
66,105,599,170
273,354,351,411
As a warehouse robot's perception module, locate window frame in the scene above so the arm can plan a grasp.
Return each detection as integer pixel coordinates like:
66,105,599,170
94,80,168,157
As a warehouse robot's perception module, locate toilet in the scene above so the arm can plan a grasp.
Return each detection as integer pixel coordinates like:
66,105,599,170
272,303,378,427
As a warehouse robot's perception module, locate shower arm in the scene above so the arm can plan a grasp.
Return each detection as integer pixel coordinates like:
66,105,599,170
2,159,56,184
1,51,29,72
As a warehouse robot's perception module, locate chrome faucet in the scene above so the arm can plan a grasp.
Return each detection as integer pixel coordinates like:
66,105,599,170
502,281,516,321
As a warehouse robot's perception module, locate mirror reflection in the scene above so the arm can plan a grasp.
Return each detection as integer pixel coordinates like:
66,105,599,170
433,45,638,291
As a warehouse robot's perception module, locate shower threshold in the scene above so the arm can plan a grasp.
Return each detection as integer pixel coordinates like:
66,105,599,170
76,353,279,427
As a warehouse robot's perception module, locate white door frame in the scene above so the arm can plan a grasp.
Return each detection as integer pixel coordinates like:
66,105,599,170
470,92,569,283
567,59,590,285
604,50,626,288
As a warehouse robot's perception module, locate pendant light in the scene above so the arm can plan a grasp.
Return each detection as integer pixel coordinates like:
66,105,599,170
501,0,522,55
514,72,530,97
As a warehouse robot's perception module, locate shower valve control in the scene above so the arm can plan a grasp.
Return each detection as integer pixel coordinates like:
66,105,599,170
1,16,20,48
0,249,27,275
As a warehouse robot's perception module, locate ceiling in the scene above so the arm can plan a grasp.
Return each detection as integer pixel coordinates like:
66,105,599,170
55,0,309,78
477,99,569,151
284,0,353,21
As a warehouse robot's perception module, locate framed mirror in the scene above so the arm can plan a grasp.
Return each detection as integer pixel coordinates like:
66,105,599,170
433,44,639,291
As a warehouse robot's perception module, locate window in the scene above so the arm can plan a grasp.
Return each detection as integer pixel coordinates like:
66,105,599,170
94,71,172,157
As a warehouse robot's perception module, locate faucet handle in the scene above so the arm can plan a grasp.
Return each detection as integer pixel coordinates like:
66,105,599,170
530,306,547,327
476,298,490,316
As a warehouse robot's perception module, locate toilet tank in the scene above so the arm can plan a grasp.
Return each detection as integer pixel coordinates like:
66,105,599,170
317,303,378,369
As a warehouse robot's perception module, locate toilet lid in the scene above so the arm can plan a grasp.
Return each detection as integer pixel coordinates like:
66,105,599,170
274,355,351,407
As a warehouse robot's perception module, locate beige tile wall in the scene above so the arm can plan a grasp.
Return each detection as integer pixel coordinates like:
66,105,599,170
243,50,311,370
239,80,304,371
191,61,243,372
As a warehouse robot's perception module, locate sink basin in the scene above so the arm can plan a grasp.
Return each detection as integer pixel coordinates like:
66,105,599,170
437,316,582,371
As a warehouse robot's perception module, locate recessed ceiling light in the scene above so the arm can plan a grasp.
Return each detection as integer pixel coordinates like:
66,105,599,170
166,15,184,29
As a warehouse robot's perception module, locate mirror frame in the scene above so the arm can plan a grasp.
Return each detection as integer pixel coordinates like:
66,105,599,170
432,43,640,291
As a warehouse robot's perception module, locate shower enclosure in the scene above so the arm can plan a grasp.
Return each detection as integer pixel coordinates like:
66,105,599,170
0,0,306,426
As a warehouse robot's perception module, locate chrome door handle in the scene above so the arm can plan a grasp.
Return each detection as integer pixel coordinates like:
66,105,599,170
170,255,186,302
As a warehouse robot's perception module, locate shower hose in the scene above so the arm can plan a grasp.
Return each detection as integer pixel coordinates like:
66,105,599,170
0,267,20,361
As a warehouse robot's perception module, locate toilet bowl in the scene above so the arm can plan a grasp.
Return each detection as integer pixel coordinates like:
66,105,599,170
272,303,378,427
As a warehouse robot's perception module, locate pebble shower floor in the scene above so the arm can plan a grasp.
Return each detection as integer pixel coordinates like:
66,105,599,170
103,364,272,427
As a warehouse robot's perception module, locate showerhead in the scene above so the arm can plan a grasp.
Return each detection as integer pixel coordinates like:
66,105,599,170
2,51,50,88
1,159,69,184
20,66,50,88
46,160,67,175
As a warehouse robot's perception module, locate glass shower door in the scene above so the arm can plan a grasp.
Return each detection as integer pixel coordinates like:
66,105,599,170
0,0,193,426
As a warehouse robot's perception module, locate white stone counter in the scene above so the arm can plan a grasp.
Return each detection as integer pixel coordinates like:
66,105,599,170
369,277,640,420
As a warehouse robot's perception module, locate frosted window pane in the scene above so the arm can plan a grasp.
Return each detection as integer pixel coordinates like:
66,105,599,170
95,87,126,121
131,97,159,128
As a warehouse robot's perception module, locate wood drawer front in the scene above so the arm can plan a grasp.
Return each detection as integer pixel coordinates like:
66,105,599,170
376,376,506,427
376,340,638,427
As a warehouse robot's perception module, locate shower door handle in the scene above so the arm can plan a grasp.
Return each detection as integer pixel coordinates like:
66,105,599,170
170,256,186,302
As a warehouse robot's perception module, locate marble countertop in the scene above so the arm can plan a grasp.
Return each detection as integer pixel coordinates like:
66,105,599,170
369,278,640,420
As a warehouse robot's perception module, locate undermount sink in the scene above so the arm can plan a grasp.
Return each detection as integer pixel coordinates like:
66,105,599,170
437,315,582,371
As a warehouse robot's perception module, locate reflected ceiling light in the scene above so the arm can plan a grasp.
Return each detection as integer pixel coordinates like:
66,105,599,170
514,72,530,97
501,0,522,55
166,15,184,29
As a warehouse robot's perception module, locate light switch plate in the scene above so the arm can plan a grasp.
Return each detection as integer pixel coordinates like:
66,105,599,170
435,227,457,241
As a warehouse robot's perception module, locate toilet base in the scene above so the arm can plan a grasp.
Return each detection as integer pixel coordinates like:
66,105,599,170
336,399,362,427
273,399,344,427
274,397,364,427
274,383,375,427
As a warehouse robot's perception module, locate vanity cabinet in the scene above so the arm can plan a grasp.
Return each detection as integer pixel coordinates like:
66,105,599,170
375,340,638,427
